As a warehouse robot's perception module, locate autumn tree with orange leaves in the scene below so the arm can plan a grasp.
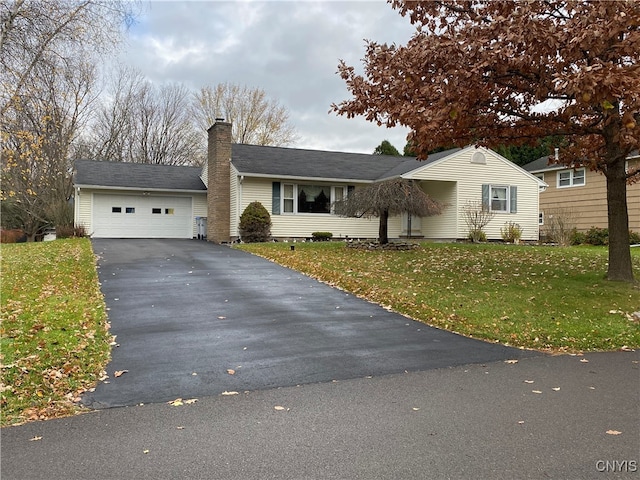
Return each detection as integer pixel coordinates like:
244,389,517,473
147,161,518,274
332,0,639,282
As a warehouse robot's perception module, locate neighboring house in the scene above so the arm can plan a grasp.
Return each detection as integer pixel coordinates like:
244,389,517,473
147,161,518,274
522,153,640,233
74,121,545,242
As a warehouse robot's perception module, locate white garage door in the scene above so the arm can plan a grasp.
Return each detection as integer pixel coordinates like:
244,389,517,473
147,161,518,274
93,194,193,238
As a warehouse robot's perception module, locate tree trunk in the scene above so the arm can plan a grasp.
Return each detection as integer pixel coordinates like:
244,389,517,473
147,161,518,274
605,158,634,282
379,209,389,244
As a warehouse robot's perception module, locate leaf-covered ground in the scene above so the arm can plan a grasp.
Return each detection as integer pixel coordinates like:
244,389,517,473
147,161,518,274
1,239,111,426
237,242,640,352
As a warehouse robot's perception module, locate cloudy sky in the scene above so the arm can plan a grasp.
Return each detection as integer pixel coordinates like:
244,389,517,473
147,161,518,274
116,1,417,154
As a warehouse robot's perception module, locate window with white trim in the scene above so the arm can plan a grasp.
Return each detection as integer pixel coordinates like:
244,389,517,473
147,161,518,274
280,183,347,214
557,168,585,187
482,184,517,213
539,211,544,225
491,186,508,212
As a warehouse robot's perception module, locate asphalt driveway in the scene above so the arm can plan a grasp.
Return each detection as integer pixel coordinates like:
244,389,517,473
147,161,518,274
83,239,539,408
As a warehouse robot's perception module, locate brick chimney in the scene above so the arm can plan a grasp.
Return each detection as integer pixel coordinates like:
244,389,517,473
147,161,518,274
207,119,232,243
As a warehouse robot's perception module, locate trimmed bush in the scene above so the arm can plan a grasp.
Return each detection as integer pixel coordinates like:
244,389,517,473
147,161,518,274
239,201,271,243
570,228,586,246
585,227,608,246
629,230,640,245
312,231,333,241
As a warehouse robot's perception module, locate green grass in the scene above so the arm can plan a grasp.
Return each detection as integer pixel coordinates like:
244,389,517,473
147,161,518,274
1,238,111,426
237,242,640,352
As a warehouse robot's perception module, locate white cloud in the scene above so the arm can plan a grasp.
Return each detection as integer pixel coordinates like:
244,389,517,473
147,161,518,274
115,1,416,154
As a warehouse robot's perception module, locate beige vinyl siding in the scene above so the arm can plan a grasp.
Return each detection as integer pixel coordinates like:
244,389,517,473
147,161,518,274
419,180,457,239
75,190,94,234
192,194,208,237
230,166,239,238
409,147,541,240
239,177,388,239
539,160,640,232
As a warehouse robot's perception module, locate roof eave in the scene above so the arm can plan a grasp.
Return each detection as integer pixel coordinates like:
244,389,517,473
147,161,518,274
74,184,207,194
234,172,374,184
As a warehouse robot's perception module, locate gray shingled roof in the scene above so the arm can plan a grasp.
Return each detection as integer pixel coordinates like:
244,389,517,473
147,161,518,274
74,160,206,191
523,150,640,173
231,144,461,182
521,156,558,172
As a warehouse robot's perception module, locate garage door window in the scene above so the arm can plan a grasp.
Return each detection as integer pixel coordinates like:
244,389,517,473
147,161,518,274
112,207,122,213
152,208,161,214
165,208,174,215
126,207,135,213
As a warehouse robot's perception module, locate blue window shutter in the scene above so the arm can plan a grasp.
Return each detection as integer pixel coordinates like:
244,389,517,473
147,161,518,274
481,184,490,210
510,186,517,213
272,182,281,215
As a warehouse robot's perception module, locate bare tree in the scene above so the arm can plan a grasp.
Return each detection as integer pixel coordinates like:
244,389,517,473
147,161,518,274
87,69,204,166
193,83,298,146
0,0,132,238
333,178,444,244
1,57,98,239
0,0,132,116
460,201,495,243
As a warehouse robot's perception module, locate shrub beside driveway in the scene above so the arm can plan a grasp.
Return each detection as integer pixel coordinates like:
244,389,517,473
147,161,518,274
1,238,111,426
238,242,640,352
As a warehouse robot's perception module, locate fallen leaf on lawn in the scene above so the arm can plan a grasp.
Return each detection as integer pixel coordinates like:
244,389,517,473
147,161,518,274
606,430,622,435
580,358,589,363
221,391,238,396
29,436,43,441
274,405,286,411
184,398,198,405
504,359,518,364
143,449,150,454
620,345,634,352
227,369,235,375
523,380,534,384
113,370,128,377
168,398,184,406
532,390,542,394
552,387,561,391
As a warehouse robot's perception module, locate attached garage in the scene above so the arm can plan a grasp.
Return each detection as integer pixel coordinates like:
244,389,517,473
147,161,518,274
74,161,208,239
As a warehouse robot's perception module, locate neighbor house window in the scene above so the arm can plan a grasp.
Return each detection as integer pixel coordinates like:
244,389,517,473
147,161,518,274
539,212,544,225
112,207,122,213
557,168,585,187
278,183,349,214
534,173,544,182
152,208,161,214
126,207,135,214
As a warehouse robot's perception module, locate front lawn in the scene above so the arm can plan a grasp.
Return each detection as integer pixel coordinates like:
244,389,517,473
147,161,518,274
237,242,640,352
1,238,111,426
